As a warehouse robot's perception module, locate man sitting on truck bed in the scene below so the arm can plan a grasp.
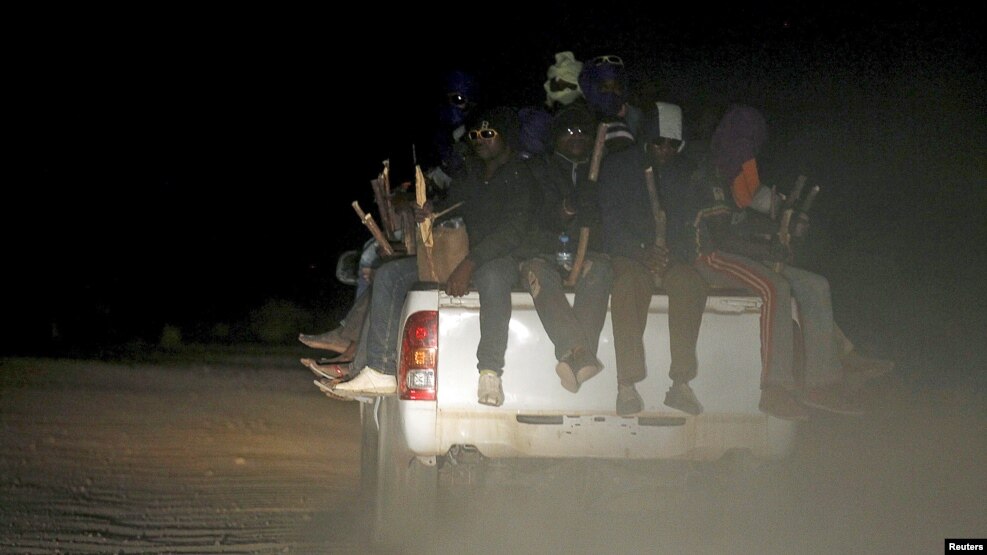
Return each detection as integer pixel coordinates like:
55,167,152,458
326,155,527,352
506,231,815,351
692,104,863,420
522,104,613,395
598,102,711,417
333,107,536,407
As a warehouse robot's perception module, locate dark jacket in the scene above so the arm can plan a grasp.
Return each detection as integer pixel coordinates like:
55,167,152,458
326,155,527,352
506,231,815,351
437,155,536,267
597,144,654,261
694,160,781,262
653,155,703,264
526,152,603,255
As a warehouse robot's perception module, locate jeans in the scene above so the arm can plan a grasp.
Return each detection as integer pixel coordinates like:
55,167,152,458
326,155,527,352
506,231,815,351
779,264,841,387
520,253,613,361
472,256,521,374
340,286,371,344
360,257,418,376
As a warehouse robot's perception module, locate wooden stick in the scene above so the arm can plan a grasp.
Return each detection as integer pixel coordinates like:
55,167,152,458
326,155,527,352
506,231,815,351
644,167,667,250
564,121,611,286
588,122,610,182
401,210,416,255
382,161,400,238
370,176,396,238
352,201,394,256
414,165,433,249
564,227,590,287
415,165,427,209
799,184,820,214
432,201,464,220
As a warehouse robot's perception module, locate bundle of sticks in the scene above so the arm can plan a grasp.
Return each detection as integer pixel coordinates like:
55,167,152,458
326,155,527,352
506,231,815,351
353,161,417,257
768,175,820,271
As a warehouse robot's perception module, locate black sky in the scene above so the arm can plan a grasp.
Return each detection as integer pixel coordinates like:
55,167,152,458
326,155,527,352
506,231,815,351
6,5,985,359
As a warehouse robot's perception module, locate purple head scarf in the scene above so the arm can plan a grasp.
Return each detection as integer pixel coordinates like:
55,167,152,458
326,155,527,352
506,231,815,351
710,105,768,181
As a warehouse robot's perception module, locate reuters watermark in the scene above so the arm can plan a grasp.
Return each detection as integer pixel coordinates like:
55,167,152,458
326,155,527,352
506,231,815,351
946,539,986,551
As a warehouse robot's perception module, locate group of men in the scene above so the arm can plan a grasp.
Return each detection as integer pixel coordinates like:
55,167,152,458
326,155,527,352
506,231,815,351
299,52,892,420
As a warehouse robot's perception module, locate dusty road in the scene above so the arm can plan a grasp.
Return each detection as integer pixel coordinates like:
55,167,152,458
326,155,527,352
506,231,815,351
0,356,367,553
0,356,983,554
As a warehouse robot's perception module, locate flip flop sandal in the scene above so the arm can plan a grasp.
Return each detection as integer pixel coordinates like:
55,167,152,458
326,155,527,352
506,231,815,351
317,353,355,365
313,377,355,401
300,358,351,380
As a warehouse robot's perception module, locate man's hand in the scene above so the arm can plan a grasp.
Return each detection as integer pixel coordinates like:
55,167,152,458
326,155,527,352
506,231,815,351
768,236,793,264
444,258,476,297
642,244,669,277
792,212,810,239
561,196,578,220
413,200,434,224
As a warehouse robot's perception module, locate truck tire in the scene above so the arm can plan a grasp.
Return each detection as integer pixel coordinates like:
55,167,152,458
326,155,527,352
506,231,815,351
358,400,379,524
370,397,438,551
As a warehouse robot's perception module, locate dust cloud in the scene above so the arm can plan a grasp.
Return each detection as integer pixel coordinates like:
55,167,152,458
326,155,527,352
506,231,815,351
0,357,983,554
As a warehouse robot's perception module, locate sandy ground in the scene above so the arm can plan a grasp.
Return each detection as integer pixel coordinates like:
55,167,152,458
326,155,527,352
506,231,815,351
0,356,367,554
0,355,983,554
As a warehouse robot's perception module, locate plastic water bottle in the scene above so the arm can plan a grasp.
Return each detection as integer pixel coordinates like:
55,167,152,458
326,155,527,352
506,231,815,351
556,232,573,272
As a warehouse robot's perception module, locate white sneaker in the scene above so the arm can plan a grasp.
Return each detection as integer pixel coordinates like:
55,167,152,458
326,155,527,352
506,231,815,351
477,370,504,407
333,366,396,396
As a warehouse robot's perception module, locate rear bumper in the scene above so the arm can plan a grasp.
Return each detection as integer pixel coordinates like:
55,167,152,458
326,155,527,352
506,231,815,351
400,401,797,461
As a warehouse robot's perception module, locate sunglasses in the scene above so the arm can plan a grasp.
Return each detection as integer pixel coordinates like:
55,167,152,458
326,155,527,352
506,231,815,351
590,55,624,67
448,92,470,108
651,138,683,150
468,128,498,141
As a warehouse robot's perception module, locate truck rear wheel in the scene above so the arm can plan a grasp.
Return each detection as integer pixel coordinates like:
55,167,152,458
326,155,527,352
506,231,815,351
358,400,379,526
370,397,438,551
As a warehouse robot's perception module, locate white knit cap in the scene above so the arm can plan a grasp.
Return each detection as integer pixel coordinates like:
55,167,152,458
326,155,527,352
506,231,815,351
544,51,584,107
547,51,583,84
654,101,683,142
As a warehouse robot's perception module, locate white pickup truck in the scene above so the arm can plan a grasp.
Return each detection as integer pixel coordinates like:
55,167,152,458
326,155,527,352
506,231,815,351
338,249,800,548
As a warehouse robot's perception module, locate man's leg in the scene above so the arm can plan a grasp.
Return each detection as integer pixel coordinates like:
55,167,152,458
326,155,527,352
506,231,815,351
521,256,586,360
609,256,653,415
571,253,614,358
834,323,895,385
472,256,519,407
298,283,371,356
780,266,841,387
694,252,807,420
610,256,653,386
362,257,419,375
339,285,372,344
472,256,520,375
521,254,612,392
781,266,862,415
661,262,709,415
663,262,709,385
335,257,418,396
695,251,795,390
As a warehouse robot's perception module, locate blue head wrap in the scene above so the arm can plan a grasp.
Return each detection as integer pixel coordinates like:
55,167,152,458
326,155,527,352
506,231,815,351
438,70,480,127
578,58,627,117
518,107,554,156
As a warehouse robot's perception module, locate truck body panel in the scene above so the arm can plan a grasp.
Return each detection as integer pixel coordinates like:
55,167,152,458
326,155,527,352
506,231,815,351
397,287,796,462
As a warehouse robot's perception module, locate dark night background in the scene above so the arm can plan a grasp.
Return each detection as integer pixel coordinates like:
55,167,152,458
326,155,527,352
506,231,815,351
6,5,985,388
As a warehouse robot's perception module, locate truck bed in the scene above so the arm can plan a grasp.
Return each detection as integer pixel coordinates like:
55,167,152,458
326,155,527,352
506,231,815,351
395,286,797,462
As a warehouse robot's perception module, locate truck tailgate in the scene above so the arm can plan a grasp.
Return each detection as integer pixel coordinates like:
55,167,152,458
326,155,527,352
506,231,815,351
400,290,796,460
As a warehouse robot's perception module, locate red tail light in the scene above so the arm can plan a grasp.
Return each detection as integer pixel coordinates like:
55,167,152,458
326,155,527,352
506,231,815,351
399,310,437,400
